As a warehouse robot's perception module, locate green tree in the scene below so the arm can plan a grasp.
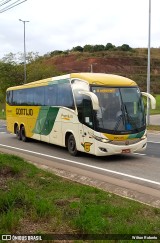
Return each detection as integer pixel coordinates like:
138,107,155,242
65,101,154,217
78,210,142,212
26,61,62,82
118,44,132,51
83,44,94,52
105,43,115,50
72,46,83,52
50,50,63,56
93,45,105,52
1,52,17,64
0,61,24,102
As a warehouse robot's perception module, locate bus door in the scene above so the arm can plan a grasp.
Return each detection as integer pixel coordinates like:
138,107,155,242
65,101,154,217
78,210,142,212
79,97,95,154
80,124,95,154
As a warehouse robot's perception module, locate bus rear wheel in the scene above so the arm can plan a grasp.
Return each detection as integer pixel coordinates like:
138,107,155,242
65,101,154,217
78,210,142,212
67,134,78,156
20,126,28,142
15,125,21,140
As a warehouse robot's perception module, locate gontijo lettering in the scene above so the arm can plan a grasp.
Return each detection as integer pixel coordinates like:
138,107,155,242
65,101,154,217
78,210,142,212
16,108,33,116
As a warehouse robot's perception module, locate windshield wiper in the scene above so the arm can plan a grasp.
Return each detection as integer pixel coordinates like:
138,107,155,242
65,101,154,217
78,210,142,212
114,105,124,132
114,114,122,132
125,104,137,129
123,104,139,130
114,104,133,132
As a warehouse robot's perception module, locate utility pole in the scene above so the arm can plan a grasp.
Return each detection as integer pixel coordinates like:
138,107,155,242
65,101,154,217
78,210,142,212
19,19,29,83
90,64,93,73
146,0,151,125
90,63,97,73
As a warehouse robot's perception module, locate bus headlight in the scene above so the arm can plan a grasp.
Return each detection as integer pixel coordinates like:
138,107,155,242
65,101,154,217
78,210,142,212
88,132,110,143
101,138,109,143
94,135,110,143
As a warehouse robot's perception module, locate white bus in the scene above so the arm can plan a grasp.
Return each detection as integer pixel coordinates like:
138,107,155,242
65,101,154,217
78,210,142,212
6,73,156,156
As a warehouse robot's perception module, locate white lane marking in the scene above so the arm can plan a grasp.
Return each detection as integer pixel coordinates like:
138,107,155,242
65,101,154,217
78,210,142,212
133,152,146,156
0,143,160,186
148,141,160,144
148,132,160,135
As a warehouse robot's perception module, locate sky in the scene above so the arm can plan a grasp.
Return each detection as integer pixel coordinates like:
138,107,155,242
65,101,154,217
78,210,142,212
0,0,160,58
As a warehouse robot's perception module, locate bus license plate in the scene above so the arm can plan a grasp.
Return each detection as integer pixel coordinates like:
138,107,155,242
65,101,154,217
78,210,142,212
122,149,131,153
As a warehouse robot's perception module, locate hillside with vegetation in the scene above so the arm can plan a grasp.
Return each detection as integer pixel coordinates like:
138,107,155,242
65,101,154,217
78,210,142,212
45,46,160,94
0,44,160,105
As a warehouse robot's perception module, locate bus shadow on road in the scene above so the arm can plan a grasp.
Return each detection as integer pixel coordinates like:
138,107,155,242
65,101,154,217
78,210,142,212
10,135,141,164
78,151,140,163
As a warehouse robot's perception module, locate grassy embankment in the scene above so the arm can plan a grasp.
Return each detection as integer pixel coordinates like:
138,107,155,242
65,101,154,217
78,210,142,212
0,153,160,241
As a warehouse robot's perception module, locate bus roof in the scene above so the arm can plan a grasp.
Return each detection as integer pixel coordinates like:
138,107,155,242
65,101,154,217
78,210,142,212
70,73,137,86
7,73,137,91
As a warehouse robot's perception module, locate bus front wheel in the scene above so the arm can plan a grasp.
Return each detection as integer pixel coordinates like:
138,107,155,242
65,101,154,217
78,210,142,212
67,134,78,156
20,126,28,142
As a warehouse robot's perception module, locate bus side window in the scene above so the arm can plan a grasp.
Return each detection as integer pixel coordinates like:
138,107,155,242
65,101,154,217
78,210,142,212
77,95,94,128
82,96,94,129
19,89,27,105
26,88,34,105
6,91,13,105
34,87,45,105
45,85,57,106
57,83,74,109
12,90,19,105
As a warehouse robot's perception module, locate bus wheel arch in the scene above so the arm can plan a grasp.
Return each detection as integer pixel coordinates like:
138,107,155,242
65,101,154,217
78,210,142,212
65,132,78,156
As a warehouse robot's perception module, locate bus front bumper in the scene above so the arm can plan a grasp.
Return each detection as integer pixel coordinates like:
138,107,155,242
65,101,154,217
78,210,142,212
95,138,147,156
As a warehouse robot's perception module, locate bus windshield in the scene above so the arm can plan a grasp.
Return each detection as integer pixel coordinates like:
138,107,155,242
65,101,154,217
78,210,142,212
91,87,146,134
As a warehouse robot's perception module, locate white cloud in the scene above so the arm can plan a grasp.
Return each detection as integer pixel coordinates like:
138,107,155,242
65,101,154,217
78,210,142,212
0,0,159,58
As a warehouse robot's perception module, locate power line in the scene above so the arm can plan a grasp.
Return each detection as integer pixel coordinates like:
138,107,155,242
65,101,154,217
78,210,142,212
0,0,12,8
0,0,26,12
0,0,27,13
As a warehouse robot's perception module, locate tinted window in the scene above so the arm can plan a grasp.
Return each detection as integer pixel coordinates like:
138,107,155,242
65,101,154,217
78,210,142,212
75,94,94,128
7,82,74,109
26,88,34,105
12,90,20,105
34,87,45,105
11,87,45,106
45,85,57,106
19,89,27,105
6,91,12,104
82,96,94,128
57,83,74,108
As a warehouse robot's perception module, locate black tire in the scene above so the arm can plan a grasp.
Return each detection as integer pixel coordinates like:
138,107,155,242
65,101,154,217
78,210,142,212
67,134,78,156
20,126,28,142
15,125,21,140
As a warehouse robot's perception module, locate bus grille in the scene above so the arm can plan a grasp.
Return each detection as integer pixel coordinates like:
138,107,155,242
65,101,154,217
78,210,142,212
110,138,141,145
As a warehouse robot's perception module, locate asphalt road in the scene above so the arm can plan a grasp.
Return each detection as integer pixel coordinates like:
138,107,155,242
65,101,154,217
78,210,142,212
0,121,160,208
150,114,160,126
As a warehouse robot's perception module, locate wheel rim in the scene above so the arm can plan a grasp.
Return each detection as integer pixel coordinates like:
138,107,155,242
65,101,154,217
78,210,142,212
68,135,77,155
